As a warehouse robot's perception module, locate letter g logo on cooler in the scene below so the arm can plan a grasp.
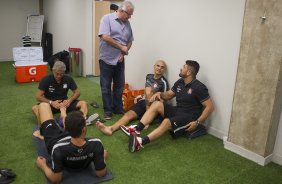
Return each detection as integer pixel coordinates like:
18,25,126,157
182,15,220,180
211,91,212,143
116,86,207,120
29,67,37,75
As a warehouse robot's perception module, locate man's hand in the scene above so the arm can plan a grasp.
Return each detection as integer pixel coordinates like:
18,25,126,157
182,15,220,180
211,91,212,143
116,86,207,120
185,121,198,132
36,156,63,183
36,156,46,169
120,45,129,55
149,92,161,103
51,100,63,109
62,99,71,108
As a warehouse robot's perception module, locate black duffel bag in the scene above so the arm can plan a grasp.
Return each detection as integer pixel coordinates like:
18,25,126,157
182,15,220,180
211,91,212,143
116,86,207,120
47,50,70,73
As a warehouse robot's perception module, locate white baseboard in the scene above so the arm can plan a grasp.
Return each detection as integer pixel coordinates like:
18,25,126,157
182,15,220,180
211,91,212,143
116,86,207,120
207,126,226,140
223,136,272,166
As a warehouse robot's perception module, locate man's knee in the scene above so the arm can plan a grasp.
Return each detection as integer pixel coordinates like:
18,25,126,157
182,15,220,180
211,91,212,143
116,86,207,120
38,102,50,111
32,105,39,114
78,100,87,108
161,119,172,129
123,110,137,121
150,101,164,112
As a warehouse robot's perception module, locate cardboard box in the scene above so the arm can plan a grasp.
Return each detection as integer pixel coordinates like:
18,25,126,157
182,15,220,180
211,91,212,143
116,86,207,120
122,83,145,111
13,47,47,83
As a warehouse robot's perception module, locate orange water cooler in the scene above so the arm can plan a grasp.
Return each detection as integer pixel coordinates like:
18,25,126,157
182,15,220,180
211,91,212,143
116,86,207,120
13,47,47,83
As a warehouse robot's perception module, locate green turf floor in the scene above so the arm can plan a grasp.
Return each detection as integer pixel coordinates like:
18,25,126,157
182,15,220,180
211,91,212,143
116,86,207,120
0,61,282,184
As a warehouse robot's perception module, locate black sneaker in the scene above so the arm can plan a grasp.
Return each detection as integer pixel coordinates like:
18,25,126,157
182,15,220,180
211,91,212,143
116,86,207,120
0,168,16,184
104,112,112,120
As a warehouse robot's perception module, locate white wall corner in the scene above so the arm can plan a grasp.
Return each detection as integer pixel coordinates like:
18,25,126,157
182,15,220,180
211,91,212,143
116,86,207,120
272,153,282,166
207,126,226,140
223,136,273,166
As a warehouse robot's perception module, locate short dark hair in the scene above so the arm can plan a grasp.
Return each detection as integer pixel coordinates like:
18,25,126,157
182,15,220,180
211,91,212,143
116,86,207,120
65,111,86,138
185,60,200,77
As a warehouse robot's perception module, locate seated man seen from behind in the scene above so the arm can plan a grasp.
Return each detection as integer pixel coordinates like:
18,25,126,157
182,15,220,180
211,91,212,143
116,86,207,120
34,103,107,184
96,60,169,136
122,60,214,152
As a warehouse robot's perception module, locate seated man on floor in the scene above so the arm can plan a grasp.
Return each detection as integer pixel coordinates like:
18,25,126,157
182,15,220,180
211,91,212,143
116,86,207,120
34,102,107,183
123,60,214,152
96,60,169,136
32,60,91,123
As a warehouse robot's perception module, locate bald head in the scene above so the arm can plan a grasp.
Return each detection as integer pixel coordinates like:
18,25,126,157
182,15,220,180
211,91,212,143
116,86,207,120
155,60,167,70
154,59,167,77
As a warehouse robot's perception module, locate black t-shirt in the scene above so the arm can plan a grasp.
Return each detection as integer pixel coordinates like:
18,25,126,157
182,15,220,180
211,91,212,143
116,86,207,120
38,74,77,101
171,79,210,117
145,74,169,93
51,138,106,173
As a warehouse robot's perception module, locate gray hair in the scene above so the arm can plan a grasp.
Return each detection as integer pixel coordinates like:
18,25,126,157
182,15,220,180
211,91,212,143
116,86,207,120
52,60,66,72
119,1,134,12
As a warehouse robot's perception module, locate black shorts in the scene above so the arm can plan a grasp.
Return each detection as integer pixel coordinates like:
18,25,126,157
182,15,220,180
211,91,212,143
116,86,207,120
51,100,79,114
40,119,70,154
130,100,146,119
163,103,194,138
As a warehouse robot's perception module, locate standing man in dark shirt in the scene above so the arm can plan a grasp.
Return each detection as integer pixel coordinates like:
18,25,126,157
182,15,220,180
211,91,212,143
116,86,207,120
123,60,214,152
32,61,89,123
35,103,107,183
98,1,134,120
96,60,169,136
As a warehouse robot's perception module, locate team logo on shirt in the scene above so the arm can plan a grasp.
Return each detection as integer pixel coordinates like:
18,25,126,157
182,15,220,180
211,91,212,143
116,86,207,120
48,86,55,93
188,88,193,94
153,83,158,89
63,84,68,89
77,148,83,153
177,86,181,92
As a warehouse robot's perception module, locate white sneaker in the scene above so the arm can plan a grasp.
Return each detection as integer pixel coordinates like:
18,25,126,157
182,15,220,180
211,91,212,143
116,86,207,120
86,113,100,126
120,125,140,136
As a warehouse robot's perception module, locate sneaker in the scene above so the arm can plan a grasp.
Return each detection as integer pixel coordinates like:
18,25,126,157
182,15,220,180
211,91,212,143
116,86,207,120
104,112,112,120
128,133,143,152
120,125,140,136
86,113,101,126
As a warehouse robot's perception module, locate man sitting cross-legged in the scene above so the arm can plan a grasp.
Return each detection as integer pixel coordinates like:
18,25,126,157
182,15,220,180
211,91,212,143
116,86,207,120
96,60,169,136
123,60,214,152
32,60,95,125
34,102,107,183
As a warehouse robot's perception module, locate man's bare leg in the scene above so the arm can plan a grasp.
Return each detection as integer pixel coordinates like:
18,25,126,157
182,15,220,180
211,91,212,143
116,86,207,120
60,106,67,128
139,101,165,127
147,118,171,142
96,110,138,136
32,104,40,123
33,102,54,140
76,100,88,118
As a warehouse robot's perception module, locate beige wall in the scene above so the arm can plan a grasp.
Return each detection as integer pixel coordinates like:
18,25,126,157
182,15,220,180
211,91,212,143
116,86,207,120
225,0,282,165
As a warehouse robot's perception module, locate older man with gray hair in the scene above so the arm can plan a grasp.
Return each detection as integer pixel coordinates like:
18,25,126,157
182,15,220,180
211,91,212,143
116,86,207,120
98,1,135,120
32,60,91,124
